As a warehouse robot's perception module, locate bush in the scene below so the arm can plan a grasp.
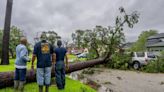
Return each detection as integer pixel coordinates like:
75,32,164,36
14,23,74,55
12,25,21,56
86,51,97,60
141,61,158,73
141,58,164,73
141,51,164,73
105,52,131,70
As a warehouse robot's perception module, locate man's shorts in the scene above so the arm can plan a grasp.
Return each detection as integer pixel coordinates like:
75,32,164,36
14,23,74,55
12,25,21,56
37,67,51,86
14,68,27,81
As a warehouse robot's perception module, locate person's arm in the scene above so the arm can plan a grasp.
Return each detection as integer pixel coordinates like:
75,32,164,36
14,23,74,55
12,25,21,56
31,54,36,69
52,53,56,71
51,45,56,65
65,53,69,70
52,53,56,65
31,44,37,69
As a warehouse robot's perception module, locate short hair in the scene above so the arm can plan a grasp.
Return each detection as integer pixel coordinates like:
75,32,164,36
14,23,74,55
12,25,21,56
40,32,47,40
20,37,27,44
57,40,62,47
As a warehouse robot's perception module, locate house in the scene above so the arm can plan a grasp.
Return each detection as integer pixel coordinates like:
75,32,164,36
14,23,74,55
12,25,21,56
146,33,164,55
122,42,134,50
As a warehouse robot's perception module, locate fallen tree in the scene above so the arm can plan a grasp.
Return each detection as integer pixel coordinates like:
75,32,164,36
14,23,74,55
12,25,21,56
0,57,107,88
0,7,139,89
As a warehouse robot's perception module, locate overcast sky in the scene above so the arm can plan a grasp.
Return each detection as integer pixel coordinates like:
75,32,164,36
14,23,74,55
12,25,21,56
0,0,164,43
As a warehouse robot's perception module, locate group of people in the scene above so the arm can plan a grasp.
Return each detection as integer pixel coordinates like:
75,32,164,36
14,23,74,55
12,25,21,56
14,33,69,92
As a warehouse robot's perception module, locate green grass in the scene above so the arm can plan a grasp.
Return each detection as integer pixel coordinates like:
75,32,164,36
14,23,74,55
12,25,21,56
0,55,96,92
68,54,77,59
0,54,86,72
0,58,34,72
0,58,17,72
0,77,96,92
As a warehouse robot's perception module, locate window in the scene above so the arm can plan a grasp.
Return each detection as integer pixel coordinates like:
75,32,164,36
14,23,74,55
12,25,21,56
155,50,159,51
147,52,156,58
136,52,145,57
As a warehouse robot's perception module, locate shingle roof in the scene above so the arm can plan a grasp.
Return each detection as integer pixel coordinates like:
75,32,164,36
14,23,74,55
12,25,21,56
146,39,162,46
122,42,134,49
146,42,164,47
148,33,164,40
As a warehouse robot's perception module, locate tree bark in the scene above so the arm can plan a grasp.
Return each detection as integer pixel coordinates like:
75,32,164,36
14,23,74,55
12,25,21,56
1,0,13,65
0,58,107,88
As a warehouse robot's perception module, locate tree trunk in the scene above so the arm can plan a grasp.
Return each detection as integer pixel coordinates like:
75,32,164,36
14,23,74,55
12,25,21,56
1,0,13,65
0,58,107,88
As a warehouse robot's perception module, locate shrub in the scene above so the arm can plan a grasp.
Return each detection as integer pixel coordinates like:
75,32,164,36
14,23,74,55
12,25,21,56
141,61,158,73
86,50,98,60
141,58,164,73
142,51,164,73
105,52,131,70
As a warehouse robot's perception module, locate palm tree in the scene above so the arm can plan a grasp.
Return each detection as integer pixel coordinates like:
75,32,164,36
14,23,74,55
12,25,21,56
1,0,13,65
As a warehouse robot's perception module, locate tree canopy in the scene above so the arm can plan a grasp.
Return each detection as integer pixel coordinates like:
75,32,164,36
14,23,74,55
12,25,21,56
9,26,24,58
72,7,139,59
41,31,61,47
0,26,25,59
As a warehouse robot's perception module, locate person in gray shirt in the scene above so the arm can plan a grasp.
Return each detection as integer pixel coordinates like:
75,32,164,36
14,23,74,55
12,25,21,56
14,37,30,92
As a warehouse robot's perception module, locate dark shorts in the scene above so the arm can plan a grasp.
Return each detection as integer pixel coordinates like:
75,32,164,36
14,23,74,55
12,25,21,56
14,68,26,81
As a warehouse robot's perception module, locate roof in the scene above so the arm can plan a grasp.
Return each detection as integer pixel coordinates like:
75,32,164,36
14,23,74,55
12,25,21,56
146,39,162,46
148,33,164,40
146,42,164,47
122,42,134,49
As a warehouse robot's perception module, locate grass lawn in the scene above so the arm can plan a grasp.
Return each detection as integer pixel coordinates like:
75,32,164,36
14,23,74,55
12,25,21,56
0,55,96,92
0,55,86,72
0,77,96,92
0,58,33,72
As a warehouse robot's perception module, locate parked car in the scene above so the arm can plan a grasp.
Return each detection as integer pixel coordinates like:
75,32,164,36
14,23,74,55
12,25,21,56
71,50,81,55
74,52,81,56
129,52,157,69
77,53,88,58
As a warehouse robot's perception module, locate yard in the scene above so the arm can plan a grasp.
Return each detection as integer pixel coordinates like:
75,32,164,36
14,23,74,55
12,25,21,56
0,77,96,92
0,54,86,72
0,55,95,92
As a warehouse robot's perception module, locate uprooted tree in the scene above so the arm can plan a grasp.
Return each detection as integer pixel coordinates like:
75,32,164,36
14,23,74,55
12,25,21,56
0,7,139,88
72,7,139,59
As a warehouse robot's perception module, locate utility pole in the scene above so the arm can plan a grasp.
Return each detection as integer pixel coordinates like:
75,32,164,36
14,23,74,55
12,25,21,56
1,0,13,65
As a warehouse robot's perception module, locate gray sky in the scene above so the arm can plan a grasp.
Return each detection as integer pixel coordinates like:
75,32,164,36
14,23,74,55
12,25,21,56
0,0,164,43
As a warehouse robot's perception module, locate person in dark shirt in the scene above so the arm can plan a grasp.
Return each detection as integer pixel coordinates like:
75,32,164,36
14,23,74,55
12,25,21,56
54,40,69,90
31,33,55,92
